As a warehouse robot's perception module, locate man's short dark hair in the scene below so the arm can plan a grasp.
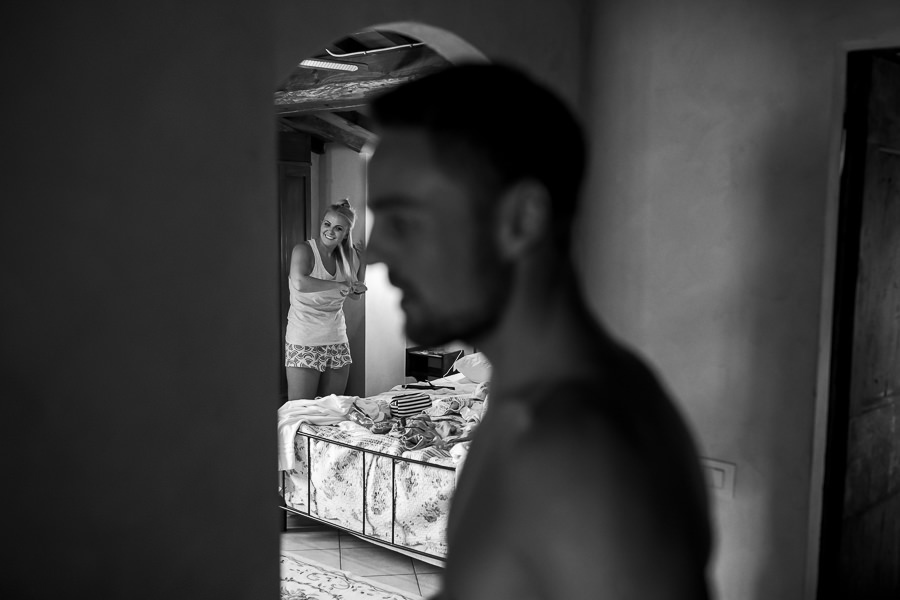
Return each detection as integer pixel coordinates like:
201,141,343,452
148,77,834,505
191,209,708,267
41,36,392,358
369,63,587,234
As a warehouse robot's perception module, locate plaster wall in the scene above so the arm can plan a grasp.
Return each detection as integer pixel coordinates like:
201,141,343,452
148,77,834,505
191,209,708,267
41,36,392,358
317,143,367,233
1,1,281,597
365,262,408,395
578,1,900,598
317,143,370,396
311,152,320,226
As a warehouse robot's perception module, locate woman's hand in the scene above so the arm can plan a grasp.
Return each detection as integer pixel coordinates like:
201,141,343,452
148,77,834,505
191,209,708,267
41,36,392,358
347,281,367,300
290,244,353,294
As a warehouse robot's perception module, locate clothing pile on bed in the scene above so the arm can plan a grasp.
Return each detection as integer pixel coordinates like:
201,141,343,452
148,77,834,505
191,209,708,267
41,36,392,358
277,373,488,471
350,392,484,452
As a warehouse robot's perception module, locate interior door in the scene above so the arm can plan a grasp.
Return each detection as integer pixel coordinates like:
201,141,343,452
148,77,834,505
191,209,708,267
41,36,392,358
278,160,311,402
820,50,900,599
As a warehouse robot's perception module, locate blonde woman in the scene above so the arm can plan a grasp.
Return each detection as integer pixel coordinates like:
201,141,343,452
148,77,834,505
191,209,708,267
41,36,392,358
285,199,366,399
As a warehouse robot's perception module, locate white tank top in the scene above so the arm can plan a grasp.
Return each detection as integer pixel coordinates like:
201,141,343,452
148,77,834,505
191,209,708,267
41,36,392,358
285,240,349,346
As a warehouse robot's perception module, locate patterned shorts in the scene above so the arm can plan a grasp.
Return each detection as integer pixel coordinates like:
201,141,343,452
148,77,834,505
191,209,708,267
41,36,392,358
285,342,352,372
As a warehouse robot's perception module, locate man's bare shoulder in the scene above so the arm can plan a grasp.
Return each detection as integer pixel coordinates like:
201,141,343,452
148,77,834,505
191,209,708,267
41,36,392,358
502,380,663,500
508,364,674,458
493,374,711,598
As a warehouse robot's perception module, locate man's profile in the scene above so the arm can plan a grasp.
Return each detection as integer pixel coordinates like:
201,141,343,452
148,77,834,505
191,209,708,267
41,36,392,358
366,64,711,600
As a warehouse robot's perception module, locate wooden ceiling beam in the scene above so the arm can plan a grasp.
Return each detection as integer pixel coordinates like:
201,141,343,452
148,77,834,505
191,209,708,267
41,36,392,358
278,115,368,153
315,112,377,148
275,99,369,115
274,75,417,115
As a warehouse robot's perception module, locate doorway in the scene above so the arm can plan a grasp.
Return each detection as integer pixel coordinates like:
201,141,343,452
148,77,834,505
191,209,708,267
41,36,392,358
818,48,900,600
274,25,488,402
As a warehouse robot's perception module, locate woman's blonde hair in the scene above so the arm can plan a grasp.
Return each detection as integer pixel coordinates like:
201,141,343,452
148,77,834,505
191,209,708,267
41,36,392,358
325,198,358,281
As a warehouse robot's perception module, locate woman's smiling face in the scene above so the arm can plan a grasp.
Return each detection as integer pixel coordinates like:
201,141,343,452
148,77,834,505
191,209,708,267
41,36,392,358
320,211,350,249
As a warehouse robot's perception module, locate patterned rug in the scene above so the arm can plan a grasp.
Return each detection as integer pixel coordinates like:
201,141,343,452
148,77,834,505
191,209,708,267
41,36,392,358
280,553,420,600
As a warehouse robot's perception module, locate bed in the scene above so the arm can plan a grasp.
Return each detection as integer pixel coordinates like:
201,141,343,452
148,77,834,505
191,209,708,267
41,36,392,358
278,373,487,563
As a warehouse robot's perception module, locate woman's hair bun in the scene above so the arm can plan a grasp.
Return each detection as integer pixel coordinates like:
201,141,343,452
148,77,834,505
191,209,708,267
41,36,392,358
328,198,357,228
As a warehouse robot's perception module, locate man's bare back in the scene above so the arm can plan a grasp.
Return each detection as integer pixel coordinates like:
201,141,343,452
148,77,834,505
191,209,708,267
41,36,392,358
440,342,711,600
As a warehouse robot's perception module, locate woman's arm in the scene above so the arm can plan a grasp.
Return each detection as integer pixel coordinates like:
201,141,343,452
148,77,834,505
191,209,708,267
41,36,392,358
289,243,351,294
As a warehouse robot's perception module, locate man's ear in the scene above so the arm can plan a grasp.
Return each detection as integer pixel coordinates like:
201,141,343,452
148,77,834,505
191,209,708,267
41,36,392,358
496,179,551,260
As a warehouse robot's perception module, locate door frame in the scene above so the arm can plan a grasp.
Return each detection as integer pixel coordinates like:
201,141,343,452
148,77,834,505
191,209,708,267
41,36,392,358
806,37,900,600
277,159,312,403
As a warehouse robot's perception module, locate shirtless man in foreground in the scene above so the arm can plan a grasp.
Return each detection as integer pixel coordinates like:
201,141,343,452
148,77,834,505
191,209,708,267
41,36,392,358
366,64,711,600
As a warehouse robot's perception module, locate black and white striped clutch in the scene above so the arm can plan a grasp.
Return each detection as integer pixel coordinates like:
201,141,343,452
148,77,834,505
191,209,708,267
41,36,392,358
389,392,432,419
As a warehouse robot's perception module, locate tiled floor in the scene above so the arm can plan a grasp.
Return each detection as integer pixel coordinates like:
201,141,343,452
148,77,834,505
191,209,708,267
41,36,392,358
281,517,444,598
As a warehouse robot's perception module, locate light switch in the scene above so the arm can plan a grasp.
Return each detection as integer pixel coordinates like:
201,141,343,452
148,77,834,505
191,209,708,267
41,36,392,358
707,465,726,488
700,457,736,499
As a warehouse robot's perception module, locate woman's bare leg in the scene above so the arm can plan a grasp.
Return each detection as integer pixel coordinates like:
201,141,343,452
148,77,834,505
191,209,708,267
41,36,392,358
317,364,350,397
286,366,321,400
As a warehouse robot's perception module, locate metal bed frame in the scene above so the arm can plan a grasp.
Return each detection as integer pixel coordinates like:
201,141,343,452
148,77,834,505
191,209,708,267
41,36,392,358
279,428,456,561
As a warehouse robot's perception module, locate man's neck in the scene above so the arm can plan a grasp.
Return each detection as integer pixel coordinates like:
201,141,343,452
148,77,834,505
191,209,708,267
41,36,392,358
476,253,609,398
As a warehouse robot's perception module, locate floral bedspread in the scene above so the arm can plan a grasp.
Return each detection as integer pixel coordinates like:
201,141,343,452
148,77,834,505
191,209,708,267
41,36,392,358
282,395,483,559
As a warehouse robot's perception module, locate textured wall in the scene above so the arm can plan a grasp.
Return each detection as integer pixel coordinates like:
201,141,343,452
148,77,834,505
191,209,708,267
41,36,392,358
1,1,281,597
577,1,900,598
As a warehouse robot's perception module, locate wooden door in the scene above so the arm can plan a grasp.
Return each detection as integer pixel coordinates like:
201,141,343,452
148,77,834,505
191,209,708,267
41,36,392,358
820,51,900,599
278,161,311,402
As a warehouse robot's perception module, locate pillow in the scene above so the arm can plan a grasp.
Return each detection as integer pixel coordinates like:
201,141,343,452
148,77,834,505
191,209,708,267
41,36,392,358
452,352,492,383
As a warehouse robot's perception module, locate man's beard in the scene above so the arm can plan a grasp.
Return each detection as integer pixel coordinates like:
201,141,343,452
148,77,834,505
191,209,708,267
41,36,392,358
404,263,513,348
